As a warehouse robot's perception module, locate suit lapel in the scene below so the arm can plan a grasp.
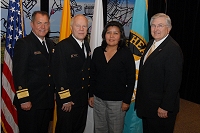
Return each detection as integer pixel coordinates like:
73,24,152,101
150,36,170,59
140,40,154,66
142,36,170,67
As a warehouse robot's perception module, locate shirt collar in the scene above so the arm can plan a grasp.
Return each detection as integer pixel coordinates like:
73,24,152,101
32,31,46,44
72,34,84,48
154,34,169,47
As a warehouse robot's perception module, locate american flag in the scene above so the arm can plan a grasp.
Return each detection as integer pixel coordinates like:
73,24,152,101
1,0,26,132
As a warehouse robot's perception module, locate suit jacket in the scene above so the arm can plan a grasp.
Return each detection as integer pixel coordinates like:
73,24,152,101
135,35,184,118
13,31,55,110
53,34,91,108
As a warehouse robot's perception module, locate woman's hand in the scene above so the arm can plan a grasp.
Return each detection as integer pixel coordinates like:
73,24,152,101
88,97,94,108
121,102,130,111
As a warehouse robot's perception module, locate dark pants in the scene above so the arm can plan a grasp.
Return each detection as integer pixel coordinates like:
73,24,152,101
55,105,88,133
17,108,53,133
142,115,177,133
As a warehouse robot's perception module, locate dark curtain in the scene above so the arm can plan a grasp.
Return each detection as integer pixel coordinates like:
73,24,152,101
148,0,200,104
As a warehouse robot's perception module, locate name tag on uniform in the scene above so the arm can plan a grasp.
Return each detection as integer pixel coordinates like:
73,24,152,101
34,51,42,55
71,54,78,58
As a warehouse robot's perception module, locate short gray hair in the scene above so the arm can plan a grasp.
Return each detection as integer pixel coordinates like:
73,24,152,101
150,13,172,29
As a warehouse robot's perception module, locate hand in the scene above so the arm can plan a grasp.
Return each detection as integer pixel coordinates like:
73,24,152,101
21,102,32,111
121,102,130,111
62,101,74,112
157,107,168,118
88,97,94,108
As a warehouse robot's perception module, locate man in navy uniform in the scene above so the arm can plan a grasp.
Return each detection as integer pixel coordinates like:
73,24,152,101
13,11,55,133
53,14,91,133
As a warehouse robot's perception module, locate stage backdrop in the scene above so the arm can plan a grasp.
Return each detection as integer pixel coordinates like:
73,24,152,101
1,0,134,41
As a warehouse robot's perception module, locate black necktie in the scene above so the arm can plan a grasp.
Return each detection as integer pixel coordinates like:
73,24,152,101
82,43,85,57
42,41,48,57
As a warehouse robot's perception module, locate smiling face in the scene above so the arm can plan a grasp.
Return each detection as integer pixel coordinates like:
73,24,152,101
31,13,50,40
71,15,88,42
150,17,171,41
105,26,121,47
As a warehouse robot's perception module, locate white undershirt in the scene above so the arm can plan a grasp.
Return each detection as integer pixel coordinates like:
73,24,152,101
72,35,86,57
32,31,49,53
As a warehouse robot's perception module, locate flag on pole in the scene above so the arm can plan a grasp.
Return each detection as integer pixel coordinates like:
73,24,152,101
1,0,26,132
52,0,71,132
84,0,103,132
89,0,104,53
123,0,149,132
59,0,71,41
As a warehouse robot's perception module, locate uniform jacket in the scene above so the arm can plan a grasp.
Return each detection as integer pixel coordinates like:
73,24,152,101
135,35,184,118
53,35,91,108
13,31,55,109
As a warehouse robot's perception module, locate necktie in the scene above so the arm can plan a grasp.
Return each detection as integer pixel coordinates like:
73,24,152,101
42,41,48,57
146,42,156,58
82,43,85,57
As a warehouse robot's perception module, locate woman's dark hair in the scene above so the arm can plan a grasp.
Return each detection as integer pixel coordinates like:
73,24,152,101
101,21,127,51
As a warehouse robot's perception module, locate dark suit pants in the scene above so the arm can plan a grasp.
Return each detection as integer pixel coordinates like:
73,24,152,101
142,115,177,133
55,105,88,133
17,108,52,133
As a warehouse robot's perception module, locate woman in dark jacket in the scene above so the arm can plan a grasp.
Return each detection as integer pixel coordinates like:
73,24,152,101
88,21,136,133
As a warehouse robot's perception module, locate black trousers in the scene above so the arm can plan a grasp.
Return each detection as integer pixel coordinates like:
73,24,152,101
55,105,88,133
17,108,53,133
142,115,177,133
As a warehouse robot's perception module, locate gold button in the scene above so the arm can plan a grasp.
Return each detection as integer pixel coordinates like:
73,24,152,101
82,69,84,71
49,74,51,77
82,78,84,80
88,68,90,70
89,76,90,78
82,86,84,89
88,84,90,87
49,84,51,86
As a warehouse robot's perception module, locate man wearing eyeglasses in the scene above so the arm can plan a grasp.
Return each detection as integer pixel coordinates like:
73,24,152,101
135,13,184,133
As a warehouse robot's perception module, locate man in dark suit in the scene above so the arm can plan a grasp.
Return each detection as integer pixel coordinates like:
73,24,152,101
13,11,55,133
53,14,91,133
135,13,184,133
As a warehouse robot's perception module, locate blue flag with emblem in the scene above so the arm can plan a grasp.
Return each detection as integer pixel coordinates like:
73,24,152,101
123,0,149,132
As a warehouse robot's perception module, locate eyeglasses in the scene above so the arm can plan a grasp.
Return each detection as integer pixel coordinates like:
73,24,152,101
150,24,168,29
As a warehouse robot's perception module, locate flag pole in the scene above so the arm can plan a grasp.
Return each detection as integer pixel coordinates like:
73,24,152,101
19,0,25,37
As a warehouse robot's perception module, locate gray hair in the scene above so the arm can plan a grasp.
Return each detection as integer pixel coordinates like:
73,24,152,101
150,13,172,29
